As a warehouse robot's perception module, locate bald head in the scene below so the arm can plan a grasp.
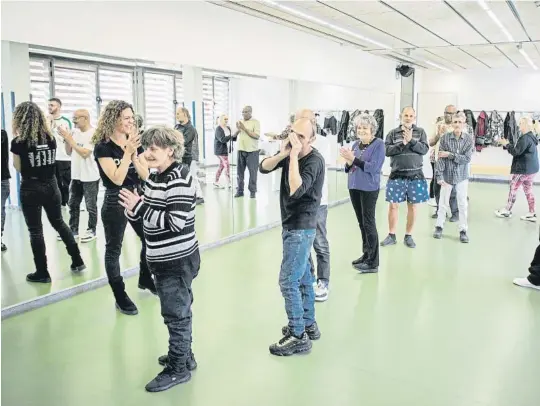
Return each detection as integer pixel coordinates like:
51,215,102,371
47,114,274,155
443,105,456,124
73,109,91,130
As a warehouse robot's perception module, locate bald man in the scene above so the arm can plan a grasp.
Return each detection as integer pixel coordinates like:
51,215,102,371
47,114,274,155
234,106,260,198
296,109,330,301
381,106,429,249
260,117,325,356
58,109,100,243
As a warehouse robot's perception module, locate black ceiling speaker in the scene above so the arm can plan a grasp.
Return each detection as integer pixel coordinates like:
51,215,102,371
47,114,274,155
396,64,415,77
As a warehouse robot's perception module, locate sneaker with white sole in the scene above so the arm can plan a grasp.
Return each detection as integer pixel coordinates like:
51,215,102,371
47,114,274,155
314,280,329,302
213,182,224,189
520,213,537,223
58,232,79,241
494,209,512,218
513,277,540,291
80,229,97,243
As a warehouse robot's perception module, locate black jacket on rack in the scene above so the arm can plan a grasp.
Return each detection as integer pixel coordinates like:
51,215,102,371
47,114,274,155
463,109,476,133
374,109,384,139
323,116,338,134
337,110,350,144
503,112,518,144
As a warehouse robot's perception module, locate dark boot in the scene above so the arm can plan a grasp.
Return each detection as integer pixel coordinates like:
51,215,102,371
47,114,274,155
70,254,86,272
110,280,138,315
138,272,157,295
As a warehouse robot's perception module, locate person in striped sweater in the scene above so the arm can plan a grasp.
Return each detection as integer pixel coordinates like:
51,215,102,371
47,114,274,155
119,125,200,393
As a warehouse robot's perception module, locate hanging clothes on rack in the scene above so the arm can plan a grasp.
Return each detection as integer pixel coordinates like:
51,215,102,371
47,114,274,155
373,109,384,139
347,109,361,142
337,110,349,145
487,110,504,145
503,111,518,144
463,109,477,133
323,114,338,135
475,111,489,151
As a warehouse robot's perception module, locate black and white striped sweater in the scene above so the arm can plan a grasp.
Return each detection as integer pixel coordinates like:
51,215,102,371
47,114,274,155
127,162,198,264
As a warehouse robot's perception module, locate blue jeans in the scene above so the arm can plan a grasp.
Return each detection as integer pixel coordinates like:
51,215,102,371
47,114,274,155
280,228,316,337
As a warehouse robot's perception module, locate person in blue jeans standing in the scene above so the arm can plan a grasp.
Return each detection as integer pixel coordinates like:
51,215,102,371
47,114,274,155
260,118,325,356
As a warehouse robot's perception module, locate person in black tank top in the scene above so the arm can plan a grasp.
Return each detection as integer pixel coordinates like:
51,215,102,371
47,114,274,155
92,100,154,316
10,102,85,283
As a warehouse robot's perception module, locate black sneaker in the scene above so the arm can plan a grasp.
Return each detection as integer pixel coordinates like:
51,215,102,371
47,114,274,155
26,272,51,283
431,212,438,219
433,226,443,239
158,351,197,371
380,234,397,247
145,367,191,393
352,255,366,266
404,235,416,248
269,332,312,356
196,197,205,205
449,213,459,222
1,242,6,252
115,293,138,316
70,263,86,272
234,192,244,198
138,276,157,295
281,322,321,340
459,231,469,243
250,193,256,199
353,262,378,274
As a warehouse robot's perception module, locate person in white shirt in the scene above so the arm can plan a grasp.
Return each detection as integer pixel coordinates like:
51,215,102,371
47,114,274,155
296,109,330,302
48,98,72,207
58,109,100,242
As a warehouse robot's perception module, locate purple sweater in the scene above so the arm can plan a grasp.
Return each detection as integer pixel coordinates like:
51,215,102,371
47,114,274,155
345,138,385,191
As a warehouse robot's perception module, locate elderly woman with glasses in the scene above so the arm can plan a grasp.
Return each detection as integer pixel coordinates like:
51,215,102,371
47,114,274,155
339,113,385,273
119,125,200,392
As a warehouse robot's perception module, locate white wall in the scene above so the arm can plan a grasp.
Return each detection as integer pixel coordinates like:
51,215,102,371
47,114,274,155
1,1,396,90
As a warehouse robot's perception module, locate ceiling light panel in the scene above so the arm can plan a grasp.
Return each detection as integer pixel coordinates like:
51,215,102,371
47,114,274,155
388,0,488,46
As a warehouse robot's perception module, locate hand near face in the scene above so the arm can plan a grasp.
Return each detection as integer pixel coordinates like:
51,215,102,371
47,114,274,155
125,135,141,156
236,121,245,131
279,137,292,156
438,150,450,159
339,147,355,162
57,126,73,142
289,133,302,156
118,188,141,212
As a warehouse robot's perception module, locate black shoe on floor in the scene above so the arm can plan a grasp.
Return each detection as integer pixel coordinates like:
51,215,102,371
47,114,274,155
449,214,459,222
380,234,397,247
26,272,51,283
352,255,366,266
281,322,321,340
1,243,6,252
431,213,438,219
269,332,312,356
138,276,157,295
115,293,138,316
250,193,256,199
460,231,469,243
196,197,205,205
145,367,191,393
404,234,416,248
433,226,443,239
354,263,379,274
234,192,244,198
70,255,86,272
158,351,198,371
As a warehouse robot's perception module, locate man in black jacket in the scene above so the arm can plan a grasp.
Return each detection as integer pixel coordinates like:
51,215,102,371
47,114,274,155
176,107,204,205
1,129,11,252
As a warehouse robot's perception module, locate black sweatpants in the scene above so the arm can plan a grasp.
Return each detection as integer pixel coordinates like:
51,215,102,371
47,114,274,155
349,189,379,267
528,243,540,286
237,150,259,194
55,160,71,206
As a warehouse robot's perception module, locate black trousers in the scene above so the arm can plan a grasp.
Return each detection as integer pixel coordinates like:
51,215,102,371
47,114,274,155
429,162,435,198
101,189,152,291
55,161,71,206
20,177,81,276
528,243,540,286
151,251,200,373
68,180,99,233
349,189,379,267
237,150,259,194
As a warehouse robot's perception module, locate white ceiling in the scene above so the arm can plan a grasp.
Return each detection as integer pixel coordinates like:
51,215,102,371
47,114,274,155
212,0,540,71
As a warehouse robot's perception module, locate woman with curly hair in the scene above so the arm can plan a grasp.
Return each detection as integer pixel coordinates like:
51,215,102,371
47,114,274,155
10,101,85,283
93,100,155,315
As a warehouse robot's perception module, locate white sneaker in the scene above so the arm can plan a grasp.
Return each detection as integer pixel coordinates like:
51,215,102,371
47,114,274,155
314,280,329,302
513,277,540,290
494,208,512,218
80,229,97,243
213,182,224,189
520,213,537,223
427,198,437,207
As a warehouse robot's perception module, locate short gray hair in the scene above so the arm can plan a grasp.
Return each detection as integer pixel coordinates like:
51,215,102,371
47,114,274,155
141,125,185,162
354,113,378,135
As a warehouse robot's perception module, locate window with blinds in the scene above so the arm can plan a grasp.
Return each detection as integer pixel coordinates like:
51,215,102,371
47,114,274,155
202,75,230,138
29,58,51,113
174,74,184,109
53,61,98,124
144,71,175,127
98,68,134,113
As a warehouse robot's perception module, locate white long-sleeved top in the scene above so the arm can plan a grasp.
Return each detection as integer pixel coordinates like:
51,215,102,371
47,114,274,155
126,161,198,264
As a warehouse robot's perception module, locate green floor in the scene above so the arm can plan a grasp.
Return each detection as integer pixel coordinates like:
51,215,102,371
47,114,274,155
0,170,348,307
2,183,539,406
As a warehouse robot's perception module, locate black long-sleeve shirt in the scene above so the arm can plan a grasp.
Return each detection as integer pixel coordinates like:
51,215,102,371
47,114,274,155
1,130,11,180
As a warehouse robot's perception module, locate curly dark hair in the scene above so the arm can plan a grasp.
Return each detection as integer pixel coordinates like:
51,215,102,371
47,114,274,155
92,100,134,144
12,101,53,145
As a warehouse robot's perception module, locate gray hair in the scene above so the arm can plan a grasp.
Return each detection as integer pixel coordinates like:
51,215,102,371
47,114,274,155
141,125,185,162
354,113,378,135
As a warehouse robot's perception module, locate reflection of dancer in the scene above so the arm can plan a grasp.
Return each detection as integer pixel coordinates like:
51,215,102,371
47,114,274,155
1,129,11,252
214,115,233,188
235,106,260,199
260,118,325,356
10,102,85,283
119,126,200,392
92,100,156,315
495,117,538,222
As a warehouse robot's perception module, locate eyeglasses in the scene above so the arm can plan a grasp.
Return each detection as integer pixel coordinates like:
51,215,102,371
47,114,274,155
452,120,465,124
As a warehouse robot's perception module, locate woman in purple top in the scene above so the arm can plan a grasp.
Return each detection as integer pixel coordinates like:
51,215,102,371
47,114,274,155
340,113,385,273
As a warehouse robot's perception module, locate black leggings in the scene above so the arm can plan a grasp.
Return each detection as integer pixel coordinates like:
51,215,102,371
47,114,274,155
20,177,80,276
349,189,380,267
